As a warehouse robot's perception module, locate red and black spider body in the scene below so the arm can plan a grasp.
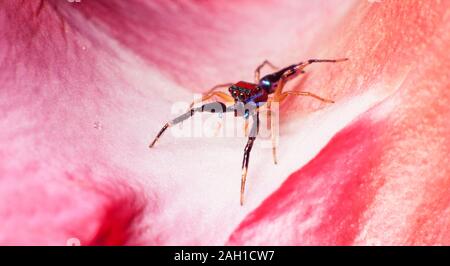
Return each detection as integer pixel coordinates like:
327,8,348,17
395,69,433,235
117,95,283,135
228,64,300,106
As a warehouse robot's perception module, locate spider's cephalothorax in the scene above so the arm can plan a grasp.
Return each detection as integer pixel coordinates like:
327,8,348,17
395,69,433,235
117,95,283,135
228,81,268,105
149,58,348,205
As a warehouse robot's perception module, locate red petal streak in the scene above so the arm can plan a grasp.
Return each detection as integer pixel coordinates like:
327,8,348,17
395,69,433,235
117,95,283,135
229,110,385,245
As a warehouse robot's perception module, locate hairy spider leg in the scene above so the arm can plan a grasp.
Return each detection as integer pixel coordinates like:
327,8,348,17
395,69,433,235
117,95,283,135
254,60,279,83
241,110,259,206
265,71,291,164
186,87,234,130
268,89,335,164
292,58,348,77
244,116,252,137
188,83,234,109
278,91,335,103
266,59,345,164
273,58,347,98
149,102,233,148
266,98,280,165
266,99,277,164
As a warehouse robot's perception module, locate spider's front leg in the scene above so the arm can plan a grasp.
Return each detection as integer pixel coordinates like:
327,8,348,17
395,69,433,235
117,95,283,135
149,102,232,148
188,83,234,110
240,110,259,205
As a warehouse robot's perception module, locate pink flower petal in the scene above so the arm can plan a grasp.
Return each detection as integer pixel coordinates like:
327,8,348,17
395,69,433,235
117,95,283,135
1,0,449,245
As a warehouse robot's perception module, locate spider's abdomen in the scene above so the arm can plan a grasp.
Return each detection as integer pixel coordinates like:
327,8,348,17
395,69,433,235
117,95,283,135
229,81,268,104
259,64,298,93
